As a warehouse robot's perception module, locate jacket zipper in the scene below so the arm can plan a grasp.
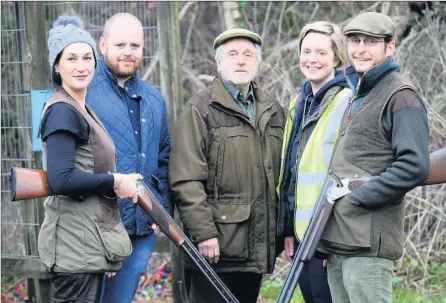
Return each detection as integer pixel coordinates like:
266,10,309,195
326,86,360,182
257,102,276,272
212,100,277,270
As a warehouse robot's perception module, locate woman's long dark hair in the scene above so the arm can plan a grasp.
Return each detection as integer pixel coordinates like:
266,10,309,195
52,52,63,86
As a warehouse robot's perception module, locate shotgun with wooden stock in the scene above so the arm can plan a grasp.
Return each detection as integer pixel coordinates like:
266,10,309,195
10,167,239,303
277,148,446,303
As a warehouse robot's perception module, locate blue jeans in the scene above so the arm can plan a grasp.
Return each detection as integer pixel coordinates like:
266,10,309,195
100,233,158,303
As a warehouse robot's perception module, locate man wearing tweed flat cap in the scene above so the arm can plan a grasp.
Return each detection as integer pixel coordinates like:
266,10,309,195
318,12,429,303
169,28,284,303
213,28,263,50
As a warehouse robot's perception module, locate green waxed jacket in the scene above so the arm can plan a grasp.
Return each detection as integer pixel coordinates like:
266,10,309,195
169,77,285,274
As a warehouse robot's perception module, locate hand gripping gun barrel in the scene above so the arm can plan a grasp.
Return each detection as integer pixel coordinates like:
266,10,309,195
277,148,446,303
10,168,239,303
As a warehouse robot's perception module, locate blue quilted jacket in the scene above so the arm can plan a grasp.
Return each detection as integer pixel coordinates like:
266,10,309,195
86,58,172,236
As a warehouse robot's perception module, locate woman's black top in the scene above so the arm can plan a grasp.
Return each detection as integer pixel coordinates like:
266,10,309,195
40,103,114,197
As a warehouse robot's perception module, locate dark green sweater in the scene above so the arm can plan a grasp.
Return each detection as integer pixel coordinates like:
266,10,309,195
320,58,429,260
345,58,429,208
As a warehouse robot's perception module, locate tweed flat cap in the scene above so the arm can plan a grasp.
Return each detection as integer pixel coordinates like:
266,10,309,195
344,12,396,38
213,28,263,50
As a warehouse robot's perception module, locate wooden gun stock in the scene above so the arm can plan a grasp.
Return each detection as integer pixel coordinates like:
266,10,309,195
136,182,184,246
277,147,446,303
10,168,239,303
348,147,446,190
424,148,446,185
11,167,53,201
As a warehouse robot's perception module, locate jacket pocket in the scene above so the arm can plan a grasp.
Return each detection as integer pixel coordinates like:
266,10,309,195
210,203,251,261
95,196,133,262
321,196,372,251
376,202,405,260
94,220,132,262
206,138,219,197
38,215,60,270
216,132,252,198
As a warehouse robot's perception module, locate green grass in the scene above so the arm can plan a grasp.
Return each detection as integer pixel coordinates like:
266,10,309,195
259,278,446,303
393,287,446,303
258,279,305,303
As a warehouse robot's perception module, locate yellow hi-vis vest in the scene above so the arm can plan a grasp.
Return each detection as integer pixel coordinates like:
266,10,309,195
294,88,351,240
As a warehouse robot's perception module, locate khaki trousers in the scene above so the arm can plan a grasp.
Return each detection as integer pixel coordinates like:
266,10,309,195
327,255,393,303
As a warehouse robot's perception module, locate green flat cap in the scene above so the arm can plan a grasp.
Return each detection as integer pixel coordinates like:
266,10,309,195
344,12,396,38
213,28,263,50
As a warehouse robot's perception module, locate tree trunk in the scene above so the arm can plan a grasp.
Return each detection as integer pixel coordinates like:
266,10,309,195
157,1,184,127
24,2,52,302
222,2,241,29
156,3,185,303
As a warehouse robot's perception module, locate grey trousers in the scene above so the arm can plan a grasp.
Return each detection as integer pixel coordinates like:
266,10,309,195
327,255,393,303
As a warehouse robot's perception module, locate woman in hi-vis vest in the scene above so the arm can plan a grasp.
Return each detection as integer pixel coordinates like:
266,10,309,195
277,21,352,303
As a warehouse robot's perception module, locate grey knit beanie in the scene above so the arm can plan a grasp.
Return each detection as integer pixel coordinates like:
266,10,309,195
48,15,98,70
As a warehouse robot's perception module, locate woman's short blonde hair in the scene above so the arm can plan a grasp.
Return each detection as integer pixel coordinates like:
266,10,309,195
297,21,346,69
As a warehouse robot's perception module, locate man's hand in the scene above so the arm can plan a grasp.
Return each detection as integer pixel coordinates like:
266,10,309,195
284,236,295,262
198,237,220,264
151,223,161,235
105,272,116,278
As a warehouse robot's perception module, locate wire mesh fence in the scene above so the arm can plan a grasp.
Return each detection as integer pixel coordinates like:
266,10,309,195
1,1,39,262
1,1,160,263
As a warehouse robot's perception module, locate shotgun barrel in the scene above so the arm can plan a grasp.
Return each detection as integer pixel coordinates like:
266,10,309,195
277,147,446,303
277,180,335,303
136,181,239,303
11,168,239,303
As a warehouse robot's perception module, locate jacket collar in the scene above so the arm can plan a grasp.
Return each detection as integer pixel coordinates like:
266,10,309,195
222,78,255,104
345,57,399,96
210,77,277,128
96,58,143,99
210,77,273,109
295,70,347,126
302,70,347,102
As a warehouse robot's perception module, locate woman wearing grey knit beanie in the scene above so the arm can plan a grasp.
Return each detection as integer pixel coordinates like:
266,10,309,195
38,15,140,302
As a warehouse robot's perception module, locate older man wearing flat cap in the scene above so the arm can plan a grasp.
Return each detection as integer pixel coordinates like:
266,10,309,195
318,12,429,303
169,28,284,303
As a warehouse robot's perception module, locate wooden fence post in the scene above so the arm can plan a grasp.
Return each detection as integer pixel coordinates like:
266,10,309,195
157,2,185,303
157,1,184,126
24,2,52,302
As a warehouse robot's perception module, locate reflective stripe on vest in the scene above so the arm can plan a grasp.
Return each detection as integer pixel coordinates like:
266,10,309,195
276,96,298,196
294,88,351,240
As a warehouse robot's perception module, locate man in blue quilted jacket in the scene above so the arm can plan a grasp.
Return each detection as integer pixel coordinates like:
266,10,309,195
86,13,172,303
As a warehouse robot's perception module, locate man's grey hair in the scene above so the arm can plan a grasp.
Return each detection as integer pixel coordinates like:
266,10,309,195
215,42,262,64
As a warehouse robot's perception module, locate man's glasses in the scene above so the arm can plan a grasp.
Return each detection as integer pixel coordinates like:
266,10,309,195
347,37,385,46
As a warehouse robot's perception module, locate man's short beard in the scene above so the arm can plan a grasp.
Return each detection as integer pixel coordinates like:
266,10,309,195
104,55,141,78
219,69,257,88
